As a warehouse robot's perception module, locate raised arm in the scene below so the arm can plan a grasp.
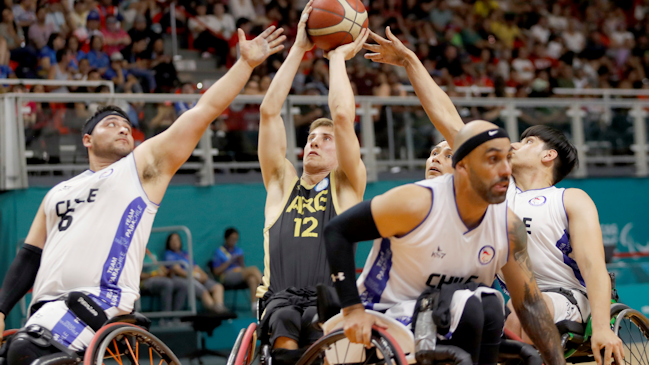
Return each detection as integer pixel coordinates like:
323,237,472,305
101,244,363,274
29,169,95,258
326,29,370,198
258,1,313,189
324,184,432,346
564,188,623,365
500,208,565,365
364,27,464,148
135,26,285,201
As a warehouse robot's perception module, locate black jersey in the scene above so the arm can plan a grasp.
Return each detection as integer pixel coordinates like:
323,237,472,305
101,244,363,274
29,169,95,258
257,173,339,298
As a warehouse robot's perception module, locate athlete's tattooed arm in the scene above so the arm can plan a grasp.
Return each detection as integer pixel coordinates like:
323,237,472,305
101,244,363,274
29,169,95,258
501,208,565,365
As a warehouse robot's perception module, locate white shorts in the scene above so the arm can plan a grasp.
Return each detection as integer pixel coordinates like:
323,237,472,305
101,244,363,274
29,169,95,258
25,301,96,352
543,290,590,323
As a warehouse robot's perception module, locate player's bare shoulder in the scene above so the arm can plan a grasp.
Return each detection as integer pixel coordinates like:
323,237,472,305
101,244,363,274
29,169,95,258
332,167,365,213
563,188,597,215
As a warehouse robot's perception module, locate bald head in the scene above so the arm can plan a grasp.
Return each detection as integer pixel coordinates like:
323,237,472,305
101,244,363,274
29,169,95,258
454,120,498,149
453,120,511,204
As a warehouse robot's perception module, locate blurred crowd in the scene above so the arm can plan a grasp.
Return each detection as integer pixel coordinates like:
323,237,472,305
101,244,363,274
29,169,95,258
3,0,649,166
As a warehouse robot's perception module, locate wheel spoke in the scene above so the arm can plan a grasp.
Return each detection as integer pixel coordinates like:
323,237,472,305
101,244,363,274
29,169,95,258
624,320,643,365
125,336,139,365
106,340,124,365
149,347,153,365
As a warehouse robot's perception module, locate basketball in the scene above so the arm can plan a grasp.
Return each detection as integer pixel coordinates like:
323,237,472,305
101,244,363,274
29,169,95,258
306,0,368,52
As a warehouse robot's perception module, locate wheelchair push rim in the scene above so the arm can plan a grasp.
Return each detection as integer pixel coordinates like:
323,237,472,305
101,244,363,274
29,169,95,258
613,308,649,365
83,323,180,365
231,323,257,365
296,326,408,365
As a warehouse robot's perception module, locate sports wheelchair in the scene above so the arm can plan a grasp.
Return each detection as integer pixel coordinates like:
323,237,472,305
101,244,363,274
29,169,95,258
229,286,540,365
231,275,649,365
1,313,181,365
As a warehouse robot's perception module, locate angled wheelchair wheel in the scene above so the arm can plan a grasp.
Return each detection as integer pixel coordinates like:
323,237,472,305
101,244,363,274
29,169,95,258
83,323,180,365
296,326,408,365
612,308,649,365
234,323,257,365
227,323,257,365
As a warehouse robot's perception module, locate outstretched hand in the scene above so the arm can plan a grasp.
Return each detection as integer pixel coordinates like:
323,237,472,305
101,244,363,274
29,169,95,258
363,26,412,67
326,28,370,61
239,26,287,68
294,0,315,51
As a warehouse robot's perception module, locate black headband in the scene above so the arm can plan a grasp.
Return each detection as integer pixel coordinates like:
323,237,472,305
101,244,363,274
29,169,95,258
83,111,131,136
451,128,510,168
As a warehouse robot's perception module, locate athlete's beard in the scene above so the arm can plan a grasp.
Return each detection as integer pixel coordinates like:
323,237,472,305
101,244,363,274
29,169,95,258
92,140,132,161
468,166,508,204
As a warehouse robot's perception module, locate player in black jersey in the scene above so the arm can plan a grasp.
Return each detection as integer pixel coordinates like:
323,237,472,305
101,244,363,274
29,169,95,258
256,1,370,361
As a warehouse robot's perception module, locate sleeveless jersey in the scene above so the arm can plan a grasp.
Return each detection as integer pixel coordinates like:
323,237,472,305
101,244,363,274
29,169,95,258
503,178,586,293
31,153,158,317
257,173,339,298
357,174,509,314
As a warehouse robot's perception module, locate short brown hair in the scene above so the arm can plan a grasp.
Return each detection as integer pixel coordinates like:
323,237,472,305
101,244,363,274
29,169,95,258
308,118,333,134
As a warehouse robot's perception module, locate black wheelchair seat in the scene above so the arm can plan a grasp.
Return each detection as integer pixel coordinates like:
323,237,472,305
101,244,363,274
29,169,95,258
105,312,151,331
556,320,586,337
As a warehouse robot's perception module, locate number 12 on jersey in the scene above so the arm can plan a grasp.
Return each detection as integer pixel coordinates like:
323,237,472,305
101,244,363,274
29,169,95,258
294,217,318,237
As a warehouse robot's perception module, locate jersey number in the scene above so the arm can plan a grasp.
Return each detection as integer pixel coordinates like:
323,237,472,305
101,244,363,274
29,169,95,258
293,217,318,238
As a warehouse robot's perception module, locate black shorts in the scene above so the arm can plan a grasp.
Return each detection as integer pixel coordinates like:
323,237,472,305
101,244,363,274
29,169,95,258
267,305,321,348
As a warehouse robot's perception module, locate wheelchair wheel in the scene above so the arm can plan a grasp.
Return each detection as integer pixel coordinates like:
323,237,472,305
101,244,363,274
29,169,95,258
227,328,247,365
227,323,257,365
612,308,649,365
296,326,408,365
83,323,180,365
234,323,257,365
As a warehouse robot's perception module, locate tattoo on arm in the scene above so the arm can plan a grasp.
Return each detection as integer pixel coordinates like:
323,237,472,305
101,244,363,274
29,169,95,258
509,218,566,365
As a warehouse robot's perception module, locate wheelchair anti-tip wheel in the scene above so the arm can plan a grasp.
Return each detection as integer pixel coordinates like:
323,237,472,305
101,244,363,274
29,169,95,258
296,326,408,365
612,306,649,365
83,323,180,365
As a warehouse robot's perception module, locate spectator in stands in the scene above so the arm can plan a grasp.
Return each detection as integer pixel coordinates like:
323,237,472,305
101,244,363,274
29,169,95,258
1,9,25,51
530,16,550,45
29,6,56,50
86,34,109,74
66,35,84,69
150,38,178,92
69,0,89,32
165,232,230,314
46,0,69,35
174,82,196,116
39,32,65,73
104,51,126,89
47,49,72,92
562,21,586,54
12,0,36,34
511,47,535,83
96,0,120,28
210,227,262,313
229,0,256,22
72,57,91,80
140,249,188,315
128,14,157,49
102,15,131,55
188,1,231,64
122,36,156,92
76,10,103,52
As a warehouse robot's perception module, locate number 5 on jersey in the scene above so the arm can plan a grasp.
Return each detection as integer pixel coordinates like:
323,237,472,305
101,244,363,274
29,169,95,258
294,217,318,237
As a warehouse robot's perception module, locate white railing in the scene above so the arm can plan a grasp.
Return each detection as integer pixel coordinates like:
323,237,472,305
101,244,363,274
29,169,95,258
401,85,649,98
1,93,648,189
0,79,115,94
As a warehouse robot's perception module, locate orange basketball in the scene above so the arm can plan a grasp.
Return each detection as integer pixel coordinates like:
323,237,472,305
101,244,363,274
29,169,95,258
306,0,368,52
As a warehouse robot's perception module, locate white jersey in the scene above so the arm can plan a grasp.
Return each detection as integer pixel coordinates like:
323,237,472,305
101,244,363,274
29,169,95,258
503,178,586,293
32,153,158,317
356,174,509,327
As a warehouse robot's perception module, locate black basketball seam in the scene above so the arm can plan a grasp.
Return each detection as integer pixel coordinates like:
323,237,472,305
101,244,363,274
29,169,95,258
336,0,360,49
308,6,346,28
